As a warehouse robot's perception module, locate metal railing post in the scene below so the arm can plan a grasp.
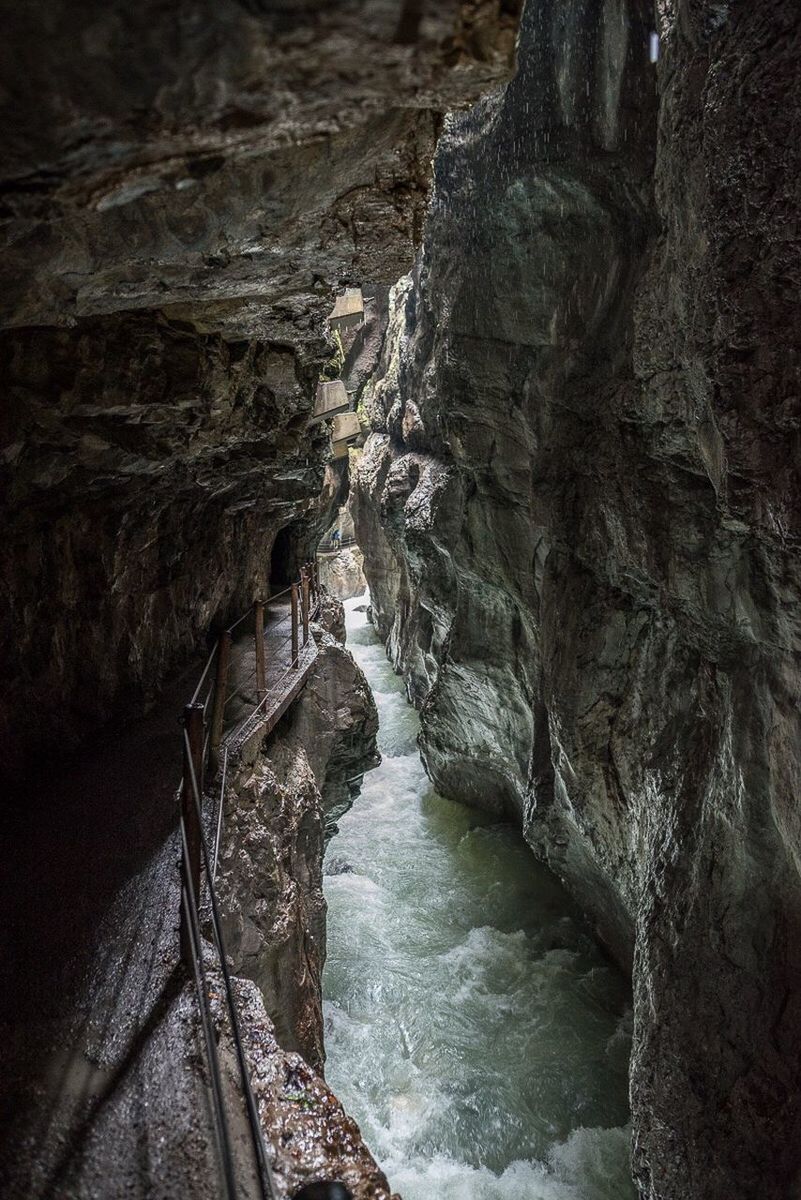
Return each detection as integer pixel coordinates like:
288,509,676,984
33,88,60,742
291,583,299,668
208,631,232,775
254,601,266,700
301,567,310,646
182,729,278,1200
180,701,204,968
178,581,328,1200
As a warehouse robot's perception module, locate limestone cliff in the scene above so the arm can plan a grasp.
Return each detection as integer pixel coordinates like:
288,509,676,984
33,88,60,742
354,2,801,1197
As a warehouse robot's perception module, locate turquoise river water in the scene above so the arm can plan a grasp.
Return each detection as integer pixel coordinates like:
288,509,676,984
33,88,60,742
322,596,635,1200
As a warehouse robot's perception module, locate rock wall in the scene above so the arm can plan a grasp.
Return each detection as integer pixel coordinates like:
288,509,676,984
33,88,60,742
354,2,801,1197
317,548,369,602
0,0,522,329
0,0,520,784
214,615,378,1071
1,312,334,779
224,975,398,1200
0,5,520,1196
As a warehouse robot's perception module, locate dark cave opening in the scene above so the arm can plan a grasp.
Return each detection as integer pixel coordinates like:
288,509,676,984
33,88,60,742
270,521,304,590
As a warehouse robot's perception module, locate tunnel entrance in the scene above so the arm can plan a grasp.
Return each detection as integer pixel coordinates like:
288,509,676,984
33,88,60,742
270,521,303,591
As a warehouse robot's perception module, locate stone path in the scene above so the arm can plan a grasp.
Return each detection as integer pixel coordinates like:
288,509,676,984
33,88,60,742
0,602,317,1200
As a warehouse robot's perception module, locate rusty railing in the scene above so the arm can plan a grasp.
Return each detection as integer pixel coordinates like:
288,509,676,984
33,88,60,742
177,560,323,1200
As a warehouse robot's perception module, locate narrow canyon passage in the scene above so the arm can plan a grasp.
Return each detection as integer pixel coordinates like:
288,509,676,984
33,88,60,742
324,597,633,1199
3,1,800,1196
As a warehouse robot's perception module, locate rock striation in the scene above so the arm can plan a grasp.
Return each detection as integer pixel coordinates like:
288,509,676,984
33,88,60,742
354,2,801,1198
0,0,521,330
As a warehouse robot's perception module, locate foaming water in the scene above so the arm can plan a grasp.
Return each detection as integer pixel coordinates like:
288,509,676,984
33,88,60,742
323,595,634,1199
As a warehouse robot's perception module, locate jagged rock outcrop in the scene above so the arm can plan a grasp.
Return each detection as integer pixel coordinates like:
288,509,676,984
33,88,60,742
214,620,378,1070
288,624,380,826
214,738,328,1071
223,976,398,1200
317,548,369,602
0,0,520,784
315,591,348,645
354,3,801,1198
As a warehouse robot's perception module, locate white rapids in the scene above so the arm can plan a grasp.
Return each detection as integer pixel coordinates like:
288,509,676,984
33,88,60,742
323,594,635,1200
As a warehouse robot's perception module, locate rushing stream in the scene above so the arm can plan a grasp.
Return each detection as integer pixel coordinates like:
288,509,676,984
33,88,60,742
323,596,635,1200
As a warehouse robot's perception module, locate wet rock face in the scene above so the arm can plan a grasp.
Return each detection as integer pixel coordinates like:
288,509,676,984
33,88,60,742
0,1,520,781
213,740,328,1071
291,622,381,827
315,592,348,645
317,549,369,602
214,627,378,1070
228,977,398,1200
1,312,330,778
354,2,801,1197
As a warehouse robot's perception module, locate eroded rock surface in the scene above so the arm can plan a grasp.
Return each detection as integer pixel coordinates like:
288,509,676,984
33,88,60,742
0,5,519,1197
226,976,398,1200
0,0,521,328
1,312,334,778
354,3,801,1197
318,548,369,602
315,591,348,645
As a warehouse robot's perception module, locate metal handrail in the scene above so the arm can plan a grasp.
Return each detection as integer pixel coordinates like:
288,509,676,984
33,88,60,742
212,745,229,883
317,536,357,554
191,643,219,705
264,583,294,603
180,825,238,1200
177,561,321,1199
228,644,314,741
183,732,277,1200
227,608,253,635
223,570,316,639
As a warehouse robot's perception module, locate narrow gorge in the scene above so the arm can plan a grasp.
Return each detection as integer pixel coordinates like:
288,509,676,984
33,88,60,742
323,597,632,1199
1,3,799,1200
